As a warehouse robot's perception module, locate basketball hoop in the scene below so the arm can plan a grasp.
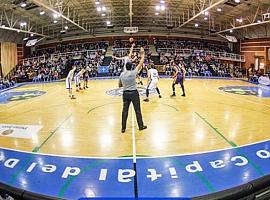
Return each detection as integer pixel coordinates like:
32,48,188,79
124,27,138,33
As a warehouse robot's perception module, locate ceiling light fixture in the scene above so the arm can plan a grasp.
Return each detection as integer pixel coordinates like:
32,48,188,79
195,23,199,27
106,20,111,25
20,22,27,27
236,18,243,23
101,13,106,17
23,37,28,41
230,29,233,33
160,0,165,3
21,2,27,8
40,11,45,15
234,0,240,3
95,0,100,5
257,20,261,23
64,25,68,30
160,5,165,11
204,17,208,20
53,13,60,19
217,8,222,12
53,20,58,23
155,12,159,16
102,6,106,11
204,11,209,16
97,7,101,12
155,5,160,11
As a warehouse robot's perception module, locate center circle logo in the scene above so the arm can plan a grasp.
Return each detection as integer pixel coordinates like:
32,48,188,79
0,90,46,104
219,86,270,97
106,86,157,97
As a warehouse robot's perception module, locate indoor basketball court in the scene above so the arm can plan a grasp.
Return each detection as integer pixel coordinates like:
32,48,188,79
0,0,270,199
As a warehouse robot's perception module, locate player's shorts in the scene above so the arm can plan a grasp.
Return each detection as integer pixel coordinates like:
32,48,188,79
147,79,158,89
83,75,89,81
175,76,183,84
74,76,80,86
66,78,72,89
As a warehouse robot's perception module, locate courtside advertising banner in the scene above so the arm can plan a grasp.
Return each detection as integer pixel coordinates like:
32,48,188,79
0,124,43,139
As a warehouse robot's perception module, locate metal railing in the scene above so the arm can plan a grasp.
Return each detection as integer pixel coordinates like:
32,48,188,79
22,55,46,65
112,47,150,52
22,49,106,64
158,48,245,62
49,49,104,60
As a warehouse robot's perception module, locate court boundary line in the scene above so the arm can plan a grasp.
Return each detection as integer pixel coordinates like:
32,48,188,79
131,107,137,163
1,139,269,159
131,107,138,198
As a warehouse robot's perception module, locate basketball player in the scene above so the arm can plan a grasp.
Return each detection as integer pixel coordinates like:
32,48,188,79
83,66,90,89
171,62,186,97
74,68,85,92
136,62,144,85
66,65,76,99
112,43,135,71
137,70,144,85
143,64,162,102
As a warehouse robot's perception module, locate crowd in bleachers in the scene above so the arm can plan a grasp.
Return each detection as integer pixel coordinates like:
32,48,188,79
11,58,67,82
160,50,244,78
0,39,251,89
9,41,108,83
155,39,231,53
30,41,109,58
0,76,15,90
113,39,149,49
247,67,265,83
156,39,244,78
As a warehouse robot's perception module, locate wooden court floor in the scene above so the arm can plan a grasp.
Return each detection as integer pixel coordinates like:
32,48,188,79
0,78,270,158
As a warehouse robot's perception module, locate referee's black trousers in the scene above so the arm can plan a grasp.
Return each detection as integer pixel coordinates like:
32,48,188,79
122,90,144,130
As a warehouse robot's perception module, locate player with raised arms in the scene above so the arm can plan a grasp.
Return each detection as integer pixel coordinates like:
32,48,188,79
112,39,135,71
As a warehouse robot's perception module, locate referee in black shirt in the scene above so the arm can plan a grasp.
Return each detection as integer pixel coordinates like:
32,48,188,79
119,47,147,133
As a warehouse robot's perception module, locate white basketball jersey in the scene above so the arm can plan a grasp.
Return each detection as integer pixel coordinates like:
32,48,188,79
67,70,75,79
124,56,130,66
149,68,159,80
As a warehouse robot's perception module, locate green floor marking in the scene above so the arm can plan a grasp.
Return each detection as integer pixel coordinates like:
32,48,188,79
195,112,264,176
8,114,72,184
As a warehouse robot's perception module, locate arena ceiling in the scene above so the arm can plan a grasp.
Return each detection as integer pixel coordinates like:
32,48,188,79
0,0,270,43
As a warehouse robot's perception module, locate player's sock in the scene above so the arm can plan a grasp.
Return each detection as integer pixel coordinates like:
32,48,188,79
146,89,149,98
156,87,160,95
171,84,176,96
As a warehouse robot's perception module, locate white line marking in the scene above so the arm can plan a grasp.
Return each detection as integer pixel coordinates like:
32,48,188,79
0,139,269,160
131,107,136,163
